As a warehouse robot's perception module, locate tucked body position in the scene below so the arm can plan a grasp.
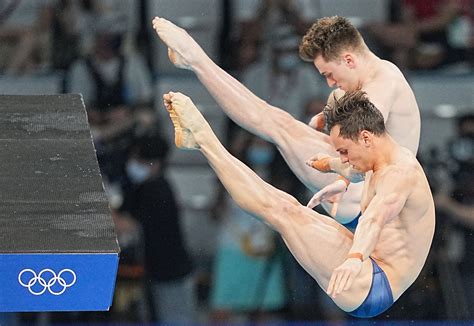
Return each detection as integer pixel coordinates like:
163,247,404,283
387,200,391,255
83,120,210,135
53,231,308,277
152,15,421,227
161,90,434,318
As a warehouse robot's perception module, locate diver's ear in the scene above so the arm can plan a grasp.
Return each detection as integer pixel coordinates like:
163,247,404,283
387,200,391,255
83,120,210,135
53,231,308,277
360,130,372,147
342,53,355,69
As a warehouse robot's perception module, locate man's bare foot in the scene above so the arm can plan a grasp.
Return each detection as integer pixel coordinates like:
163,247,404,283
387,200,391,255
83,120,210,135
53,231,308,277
163,92,208,150
152,17,205,70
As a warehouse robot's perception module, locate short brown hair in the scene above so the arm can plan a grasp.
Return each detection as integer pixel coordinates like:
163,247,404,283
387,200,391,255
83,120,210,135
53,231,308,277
299,16,364,62
324,91,386,141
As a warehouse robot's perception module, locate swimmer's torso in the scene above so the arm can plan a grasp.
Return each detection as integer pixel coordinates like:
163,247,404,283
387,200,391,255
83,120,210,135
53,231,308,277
360,148,435,300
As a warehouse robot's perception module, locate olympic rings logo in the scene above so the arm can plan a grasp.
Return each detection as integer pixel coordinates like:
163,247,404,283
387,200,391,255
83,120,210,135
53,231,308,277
18,269,76,296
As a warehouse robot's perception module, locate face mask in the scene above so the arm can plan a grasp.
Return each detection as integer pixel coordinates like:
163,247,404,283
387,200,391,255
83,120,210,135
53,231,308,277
126,160,152,184
247,146,274,166
277,54,299,71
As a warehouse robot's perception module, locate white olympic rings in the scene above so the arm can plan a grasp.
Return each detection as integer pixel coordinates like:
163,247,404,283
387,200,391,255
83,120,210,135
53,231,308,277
18,269,76,296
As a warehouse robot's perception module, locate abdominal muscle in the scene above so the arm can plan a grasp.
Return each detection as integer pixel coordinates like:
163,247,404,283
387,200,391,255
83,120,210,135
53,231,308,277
370,217,433,301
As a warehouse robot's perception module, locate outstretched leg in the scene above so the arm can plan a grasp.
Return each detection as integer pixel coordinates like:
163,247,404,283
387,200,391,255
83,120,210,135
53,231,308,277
162,92,373,312
153,17,361,221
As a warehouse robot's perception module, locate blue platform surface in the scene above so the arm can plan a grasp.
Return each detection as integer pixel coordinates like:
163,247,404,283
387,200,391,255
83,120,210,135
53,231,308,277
0,95,120,312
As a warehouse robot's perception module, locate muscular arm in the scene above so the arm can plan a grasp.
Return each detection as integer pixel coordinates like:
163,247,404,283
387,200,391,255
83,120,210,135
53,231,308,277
349,168,412,259
325,168,412,298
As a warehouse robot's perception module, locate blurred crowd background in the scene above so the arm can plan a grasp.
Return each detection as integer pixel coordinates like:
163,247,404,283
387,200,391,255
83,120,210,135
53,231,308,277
0,0,473,325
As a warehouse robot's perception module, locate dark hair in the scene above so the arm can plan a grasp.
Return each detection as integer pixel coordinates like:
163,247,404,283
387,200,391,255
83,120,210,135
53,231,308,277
324,91,386,140
299,16,364,62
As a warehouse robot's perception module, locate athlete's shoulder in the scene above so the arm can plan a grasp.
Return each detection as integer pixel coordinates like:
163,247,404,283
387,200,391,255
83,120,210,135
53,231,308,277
381,154,419,185
379,60,407,85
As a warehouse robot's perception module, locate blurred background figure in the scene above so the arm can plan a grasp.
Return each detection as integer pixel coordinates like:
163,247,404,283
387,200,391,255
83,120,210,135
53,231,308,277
402,0,472,70
66,9,153,188
241,32,326,120
0,0,54,75
221,0,320,72
221,0,326,144
117,129,196,324
435,113,474,319
50,0,95,74
364,0,473,70
209,132,287,324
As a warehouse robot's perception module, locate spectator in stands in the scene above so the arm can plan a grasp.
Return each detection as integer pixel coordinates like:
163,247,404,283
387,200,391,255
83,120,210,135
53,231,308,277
209,132,287,324
365,0,473,70
221,0,321,72
67,14,152,122
361,0,418,71
221,25,329,318
233,45,337,323
119,130,196,324
403,0,472,69
436,195,474,227
66,14,153,183
50,0,95,72
241,32,327,121
284,97,346,322
436,113,474,318
0,0,54,75
216,0,326,146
